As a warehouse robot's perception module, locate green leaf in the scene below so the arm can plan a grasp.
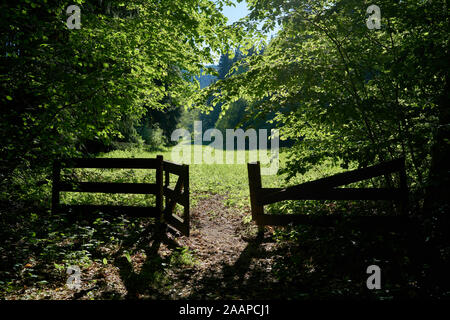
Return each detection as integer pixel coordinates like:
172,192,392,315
54,263,64,270
124,252,132,263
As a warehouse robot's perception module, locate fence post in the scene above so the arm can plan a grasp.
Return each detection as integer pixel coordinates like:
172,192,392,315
164,164,170,210
156,155,164,221
51,160,61,214
183,164,190,237
247,162,264,236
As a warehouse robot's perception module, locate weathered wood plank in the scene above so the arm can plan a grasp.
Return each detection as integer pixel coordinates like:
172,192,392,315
60,158,159,169
163,178,184,218
59,182,158,194
257,213,410,229
53,156,190,237
163,187,188,206
258,188,404,205
260,187,283,194
165,214,189,236
155,155,164,217
248,162,265,234
163,160,186,175
247,158,409,228
261,158,405,205
256,213,335,226
58,204,160,217
182,164,190,237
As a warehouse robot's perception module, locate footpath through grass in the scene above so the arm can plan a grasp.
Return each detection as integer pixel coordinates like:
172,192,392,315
91,146,345,215
1,146,430,300
0,146,350,300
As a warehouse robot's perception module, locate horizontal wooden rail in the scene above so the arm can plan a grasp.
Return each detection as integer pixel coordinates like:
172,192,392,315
59,204,160,218
255,213,411,228
247,158,409,229
163,160,187,175
60,157,160,169
258,188,405,205
52,156,190,237
260,158,405,205
59,182,159,194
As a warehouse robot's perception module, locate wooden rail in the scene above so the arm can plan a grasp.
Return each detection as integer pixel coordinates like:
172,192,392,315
247,158,408,228
52,156,189,236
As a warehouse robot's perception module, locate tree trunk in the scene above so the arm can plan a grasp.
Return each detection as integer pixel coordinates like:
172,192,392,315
424,75,450,214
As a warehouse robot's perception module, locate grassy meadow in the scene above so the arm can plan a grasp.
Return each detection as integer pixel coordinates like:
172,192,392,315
61,146,347,217
1,146,425,300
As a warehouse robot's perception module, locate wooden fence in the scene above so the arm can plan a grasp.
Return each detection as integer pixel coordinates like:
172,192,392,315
247,158,408,228
52,155,189,236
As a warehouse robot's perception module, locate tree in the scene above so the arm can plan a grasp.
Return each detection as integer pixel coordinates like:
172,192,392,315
0,0,244,189
218,51,235,80
205,0,448,203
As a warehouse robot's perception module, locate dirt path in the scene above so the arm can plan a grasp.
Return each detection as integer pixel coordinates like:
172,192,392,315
163,193,284,299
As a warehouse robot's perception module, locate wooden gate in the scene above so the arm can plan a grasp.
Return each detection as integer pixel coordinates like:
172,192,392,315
162,160,189,237
52,155,189,236
247,158,408,228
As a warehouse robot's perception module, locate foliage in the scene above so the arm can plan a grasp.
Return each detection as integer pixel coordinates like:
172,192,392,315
198,48,247,129
201,0,448,201
137,123,167,149
1,0,449,301
1,0,245,196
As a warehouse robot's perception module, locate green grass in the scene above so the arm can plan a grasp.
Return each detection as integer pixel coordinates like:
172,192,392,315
2,146,414,300
61,146,346,214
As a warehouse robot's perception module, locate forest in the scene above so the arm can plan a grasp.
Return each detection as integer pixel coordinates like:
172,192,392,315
0,0,449,302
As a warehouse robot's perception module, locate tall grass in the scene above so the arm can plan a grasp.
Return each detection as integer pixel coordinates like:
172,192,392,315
61,146,345,213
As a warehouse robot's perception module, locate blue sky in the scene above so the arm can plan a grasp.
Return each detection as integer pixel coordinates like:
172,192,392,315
207,1,279,64
221,1,250,24
220,1,280,37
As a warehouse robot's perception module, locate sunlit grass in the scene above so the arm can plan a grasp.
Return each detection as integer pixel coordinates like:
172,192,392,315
60,146,345,214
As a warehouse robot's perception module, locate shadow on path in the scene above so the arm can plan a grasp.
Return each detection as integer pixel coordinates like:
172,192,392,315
113,224,180,299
